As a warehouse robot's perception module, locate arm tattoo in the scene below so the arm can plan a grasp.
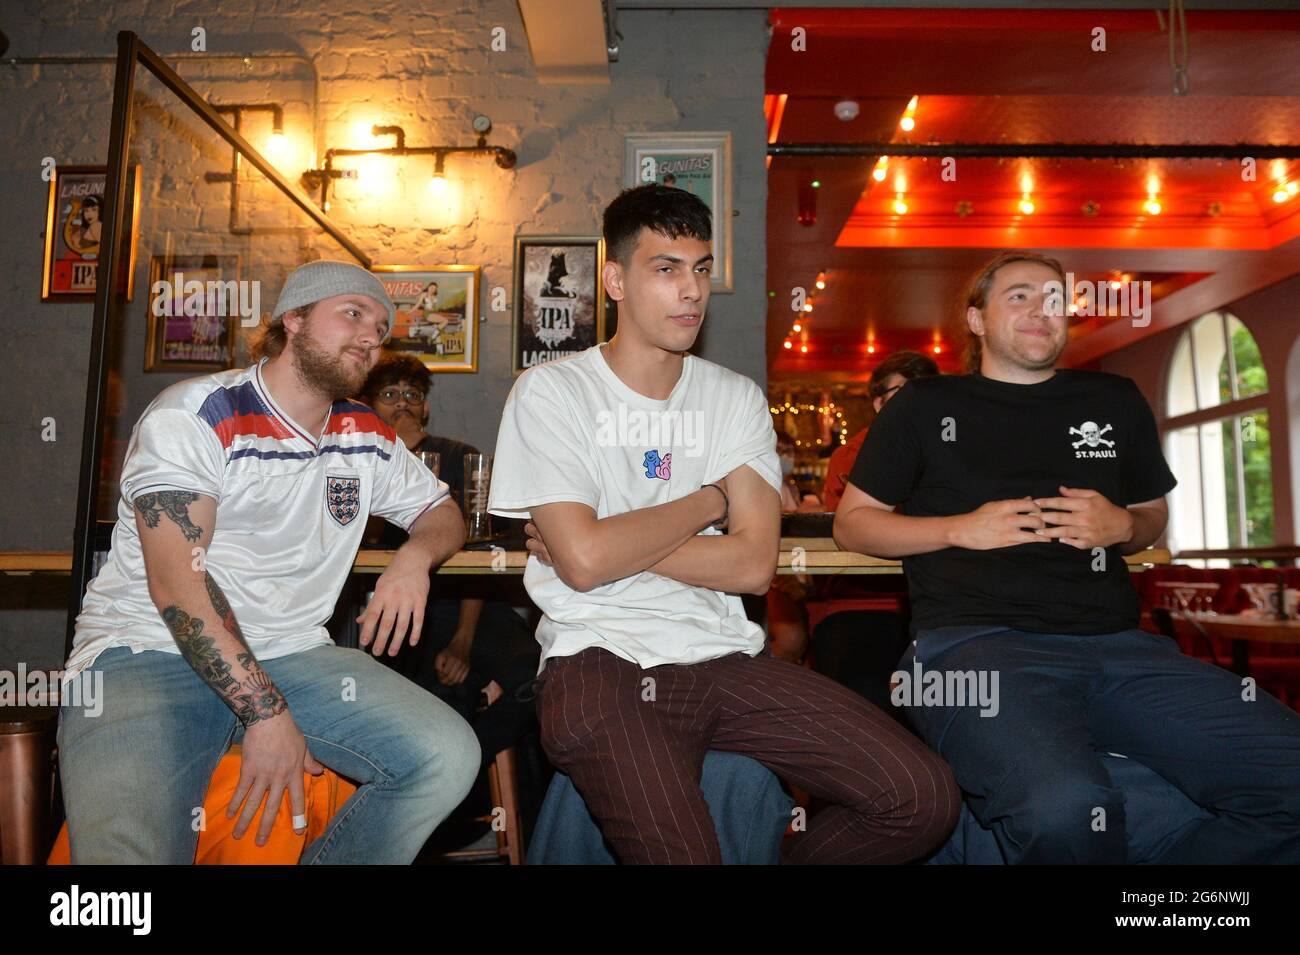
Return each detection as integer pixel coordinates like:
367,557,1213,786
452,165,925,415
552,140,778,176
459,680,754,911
205,571,246,643
160,574,287,726
135,491,204,542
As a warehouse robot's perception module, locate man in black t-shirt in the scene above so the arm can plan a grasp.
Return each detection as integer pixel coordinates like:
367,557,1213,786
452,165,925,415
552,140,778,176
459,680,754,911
834,251,1300,863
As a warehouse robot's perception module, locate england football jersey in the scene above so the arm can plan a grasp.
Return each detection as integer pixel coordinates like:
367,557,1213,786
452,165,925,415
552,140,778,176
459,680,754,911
65,358,448,678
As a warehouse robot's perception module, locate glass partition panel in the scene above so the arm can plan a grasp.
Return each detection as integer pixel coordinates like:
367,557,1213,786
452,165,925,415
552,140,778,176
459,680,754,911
99,54,366,520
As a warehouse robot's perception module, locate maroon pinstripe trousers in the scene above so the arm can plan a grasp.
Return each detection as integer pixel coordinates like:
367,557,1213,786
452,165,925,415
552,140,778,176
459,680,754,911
536,646,961,864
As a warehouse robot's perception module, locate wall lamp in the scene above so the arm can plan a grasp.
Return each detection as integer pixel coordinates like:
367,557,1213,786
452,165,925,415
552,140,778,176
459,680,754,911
303,116,517,211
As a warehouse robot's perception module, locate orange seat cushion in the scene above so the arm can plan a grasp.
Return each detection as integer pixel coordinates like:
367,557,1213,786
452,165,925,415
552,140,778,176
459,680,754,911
49,745,357,864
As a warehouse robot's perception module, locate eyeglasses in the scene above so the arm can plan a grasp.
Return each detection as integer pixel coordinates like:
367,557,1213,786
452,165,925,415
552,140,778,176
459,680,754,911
374,388,424,404
875,383,904,400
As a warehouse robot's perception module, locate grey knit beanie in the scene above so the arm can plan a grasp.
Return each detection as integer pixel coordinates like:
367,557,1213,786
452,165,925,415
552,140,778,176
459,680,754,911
272,260,396,335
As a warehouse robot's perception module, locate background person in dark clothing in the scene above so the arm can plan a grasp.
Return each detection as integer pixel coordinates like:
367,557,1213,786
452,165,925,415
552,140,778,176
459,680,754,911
813,349,939,719
360,353,540,769
833,251,1300,863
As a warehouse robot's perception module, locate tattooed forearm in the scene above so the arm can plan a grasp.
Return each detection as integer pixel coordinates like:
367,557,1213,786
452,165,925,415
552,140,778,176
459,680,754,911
204,571,247,643
160,598,287,726
135,491,204,542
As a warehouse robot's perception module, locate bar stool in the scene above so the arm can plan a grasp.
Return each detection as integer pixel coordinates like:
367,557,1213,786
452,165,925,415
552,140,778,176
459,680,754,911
439,681,523,865
0,705,59,864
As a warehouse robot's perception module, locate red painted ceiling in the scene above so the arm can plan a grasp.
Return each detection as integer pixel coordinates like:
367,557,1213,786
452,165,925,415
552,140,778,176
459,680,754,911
765,8,1300,383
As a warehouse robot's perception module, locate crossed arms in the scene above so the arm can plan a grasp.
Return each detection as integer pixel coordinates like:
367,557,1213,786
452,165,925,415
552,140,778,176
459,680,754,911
524,463,781,595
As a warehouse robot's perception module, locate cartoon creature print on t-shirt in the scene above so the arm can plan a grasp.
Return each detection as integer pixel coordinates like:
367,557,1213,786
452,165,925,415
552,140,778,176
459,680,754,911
642,450,672,480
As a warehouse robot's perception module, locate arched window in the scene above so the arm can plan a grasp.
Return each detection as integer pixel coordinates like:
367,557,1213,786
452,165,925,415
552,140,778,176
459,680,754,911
1164,312,1271,564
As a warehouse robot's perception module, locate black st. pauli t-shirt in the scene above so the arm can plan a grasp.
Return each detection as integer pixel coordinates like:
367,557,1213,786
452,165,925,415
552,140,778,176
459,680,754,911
846,369,1178,636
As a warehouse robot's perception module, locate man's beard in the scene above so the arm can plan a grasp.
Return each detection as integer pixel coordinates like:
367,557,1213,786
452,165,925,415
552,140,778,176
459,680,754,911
290,321,369,399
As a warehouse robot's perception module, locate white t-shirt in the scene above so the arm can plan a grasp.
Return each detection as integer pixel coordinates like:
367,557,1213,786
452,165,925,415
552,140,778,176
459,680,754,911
488,345,781,669
66,359,448,678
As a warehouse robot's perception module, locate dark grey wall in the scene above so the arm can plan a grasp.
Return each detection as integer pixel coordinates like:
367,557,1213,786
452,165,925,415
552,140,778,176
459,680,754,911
0,2,770,669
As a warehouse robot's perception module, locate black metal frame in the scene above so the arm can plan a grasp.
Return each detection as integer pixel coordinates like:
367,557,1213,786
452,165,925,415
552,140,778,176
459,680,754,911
64,32,368,658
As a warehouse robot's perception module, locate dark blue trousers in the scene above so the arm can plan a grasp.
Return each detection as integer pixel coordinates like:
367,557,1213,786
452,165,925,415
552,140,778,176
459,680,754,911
901,626,1300,863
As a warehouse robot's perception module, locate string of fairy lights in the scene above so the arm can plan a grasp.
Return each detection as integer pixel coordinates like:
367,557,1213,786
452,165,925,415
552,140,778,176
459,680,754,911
769,398,852,447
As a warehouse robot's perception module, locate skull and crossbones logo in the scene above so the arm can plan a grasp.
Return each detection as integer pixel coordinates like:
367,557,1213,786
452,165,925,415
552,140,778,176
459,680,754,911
1069,421,1114,449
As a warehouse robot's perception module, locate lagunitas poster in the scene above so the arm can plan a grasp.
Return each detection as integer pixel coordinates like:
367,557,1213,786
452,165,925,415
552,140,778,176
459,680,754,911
512,235,606,375
41,165,140,302
623,132,732,292
372,265,480,373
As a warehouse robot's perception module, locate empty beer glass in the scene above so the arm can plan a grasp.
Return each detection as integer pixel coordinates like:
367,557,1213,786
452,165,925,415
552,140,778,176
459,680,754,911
464,453,492,542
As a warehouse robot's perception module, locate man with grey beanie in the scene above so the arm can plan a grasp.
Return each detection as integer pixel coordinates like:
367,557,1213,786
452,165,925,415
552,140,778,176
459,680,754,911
60,260,479,863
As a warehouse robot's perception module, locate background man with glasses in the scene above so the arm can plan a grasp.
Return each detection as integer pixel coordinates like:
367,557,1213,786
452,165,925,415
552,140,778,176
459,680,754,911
359,354,542,800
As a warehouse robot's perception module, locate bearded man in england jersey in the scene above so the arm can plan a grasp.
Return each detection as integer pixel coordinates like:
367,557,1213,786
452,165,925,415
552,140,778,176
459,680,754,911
60,261,479,863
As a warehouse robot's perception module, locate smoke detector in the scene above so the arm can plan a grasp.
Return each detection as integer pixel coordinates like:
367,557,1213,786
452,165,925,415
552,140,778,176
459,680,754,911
834,100,860,122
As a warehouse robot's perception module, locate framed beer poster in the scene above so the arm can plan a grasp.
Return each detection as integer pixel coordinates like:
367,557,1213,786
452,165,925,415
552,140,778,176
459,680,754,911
512,235,607,375
144,254,240,372
623,131,732,292
372,265,480,373
42,164,141,302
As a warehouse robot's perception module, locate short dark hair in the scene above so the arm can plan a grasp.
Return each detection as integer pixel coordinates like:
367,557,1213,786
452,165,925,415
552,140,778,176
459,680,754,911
868,349,940,398
960,251,1066,373
361,352,431,402
603,183,713,265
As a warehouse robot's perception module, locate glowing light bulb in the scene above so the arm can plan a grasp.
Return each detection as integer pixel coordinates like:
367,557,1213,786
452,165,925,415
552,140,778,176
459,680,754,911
866,343,876,354
803,303,813,313
800,344,809,354
352,120,377,146
871,157,888,182
267,130,288,162
783,340,793,350
892,197,908,215
899,95,919,131
1143,197,1162,215
1273,188,1290,203
792,323,802,333
1018,197,1035,215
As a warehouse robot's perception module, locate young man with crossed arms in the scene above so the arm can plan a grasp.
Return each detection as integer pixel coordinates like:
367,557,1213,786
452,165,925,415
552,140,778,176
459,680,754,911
60,262,479,863
489,184,959,864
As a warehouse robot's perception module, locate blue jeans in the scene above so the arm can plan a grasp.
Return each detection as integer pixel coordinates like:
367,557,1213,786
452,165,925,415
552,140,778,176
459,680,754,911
902,626,1300,863
58,644,480,864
